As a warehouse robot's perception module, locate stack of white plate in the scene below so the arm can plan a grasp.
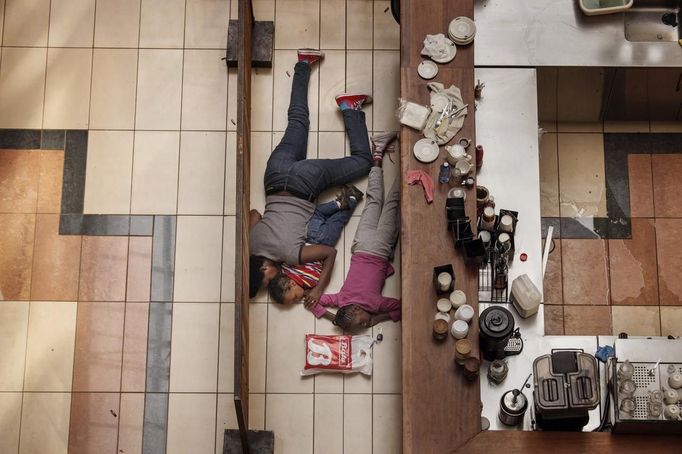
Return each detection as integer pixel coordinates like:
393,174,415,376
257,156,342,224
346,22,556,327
448,16,476,46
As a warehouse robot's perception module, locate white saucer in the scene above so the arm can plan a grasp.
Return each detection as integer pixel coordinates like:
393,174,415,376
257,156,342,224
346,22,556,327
430,92,451,112
449,17,476,44
413,138,440,163
431,39,457,64
417,60,438,80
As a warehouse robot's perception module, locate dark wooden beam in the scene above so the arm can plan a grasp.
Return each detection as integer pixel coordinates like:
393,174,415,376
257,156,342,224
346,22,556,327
233,0,253,451
458,431,682,453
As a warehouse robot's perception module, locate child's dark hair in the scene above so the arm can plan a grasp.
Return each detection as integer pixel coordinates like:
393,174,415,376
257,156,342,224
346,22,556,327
333,305,355,330
267,272,290,304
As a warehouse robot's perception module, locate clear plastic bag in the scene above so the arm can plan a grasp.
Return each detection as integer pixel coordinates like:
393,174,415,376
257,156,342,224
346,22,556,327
301,334,374,376
397,97,431,131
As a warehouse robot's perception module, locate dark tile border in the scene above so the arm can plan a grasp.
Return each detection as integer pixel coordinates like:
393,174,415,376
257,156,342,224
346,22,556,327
2,129,177,453
60,130,88,216
151,217,176,302
145,302,173,393
41,130,66,149
0,129,41,148
142,392,169,454
546,133,682,240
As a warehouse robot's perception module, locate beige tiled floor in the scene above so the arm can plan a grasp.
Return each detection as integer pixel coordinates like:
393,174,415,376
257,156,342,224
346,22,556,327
539,65,682,338
0,1,401,453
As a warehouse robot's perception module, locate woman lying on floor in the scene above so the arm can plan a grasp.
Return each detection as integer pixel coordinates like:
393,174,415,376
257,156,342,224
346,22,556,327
268,135,401,332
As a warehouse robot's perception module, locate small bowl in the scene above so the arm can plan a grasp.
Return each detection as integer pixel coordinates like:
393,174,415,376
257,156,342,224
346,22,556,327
417,60,438,80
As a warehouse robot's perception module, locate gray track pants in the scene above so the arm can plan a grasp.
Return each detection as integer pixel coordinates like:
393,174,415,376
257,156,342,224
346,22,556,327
351,167,400,259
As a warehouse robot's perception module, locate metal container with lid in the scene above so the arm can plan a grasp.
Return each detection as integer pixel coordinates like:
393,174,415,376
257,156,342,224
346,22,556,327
498,389,528,426
479,306,515,361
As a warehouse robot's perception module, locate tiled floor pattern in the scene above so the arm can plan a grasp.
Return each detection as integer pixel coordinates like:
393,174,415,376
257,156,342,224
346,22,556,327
0,1,402,454
539,120,682,337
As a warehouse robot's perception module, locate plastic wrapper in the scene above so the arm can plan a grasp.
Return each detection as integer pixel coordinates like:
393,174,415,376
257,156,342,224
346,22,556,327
397,97,431,131
301,334,374,376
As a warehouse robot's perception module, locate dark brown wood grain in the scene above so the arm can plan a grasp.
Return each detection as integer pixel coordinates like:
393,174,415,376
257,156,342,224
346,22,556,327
234,0,253,449
457,431,682,454
400,1,479,452
400,2,682,453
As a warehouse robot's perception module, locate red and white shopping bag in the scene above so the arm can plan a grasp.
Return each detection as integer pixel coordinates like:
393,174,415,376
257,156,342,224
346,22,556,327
301,334,374,376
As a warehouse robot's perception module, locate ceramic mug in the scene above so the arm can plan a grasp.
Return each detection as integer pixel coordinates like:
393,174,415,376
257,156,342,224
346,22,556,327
450,319,469,339
668,372,682,389
664,404,681,420
437,272,452,292
435,311,451,323
455,159,473,175
446,144,467,165
663,388,679,405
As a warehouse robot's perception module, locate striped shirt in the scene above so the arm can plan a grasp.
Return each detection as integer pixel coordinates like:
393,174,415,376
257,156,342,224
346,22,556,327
282,261,322,289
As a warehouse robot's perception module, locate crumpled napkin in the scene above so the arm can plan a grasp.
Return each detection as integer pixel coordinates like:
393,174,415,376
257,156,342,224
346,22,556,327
422,82,467,145
407,170,434,204
421,34,452,60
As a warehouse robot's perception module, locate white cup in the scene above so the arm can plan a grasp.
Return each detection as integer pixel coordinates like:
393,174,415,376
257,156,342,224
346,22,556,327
450,319,469,339
435,311,451,323
664,404,681,420
449,290,467,310
499,214,514,233
446,143,467,161
663,388,679,405
436,298,452,313
455,159,473,175
455,304,474,323
668,373,682,389
437,272,452,292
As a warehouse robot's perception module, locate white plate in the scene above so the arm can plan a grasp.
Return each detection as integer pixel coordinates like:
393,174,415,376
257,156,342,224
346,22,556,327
413,138,440,163
431,39,457,64
452,36,474,46
417,60,438,80
449,16,476,42
430,93,451,112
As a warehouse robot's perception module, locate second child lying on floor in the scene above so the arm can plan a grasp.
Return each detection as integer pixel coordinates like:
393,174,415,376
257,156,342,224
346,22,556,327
270,164,401,332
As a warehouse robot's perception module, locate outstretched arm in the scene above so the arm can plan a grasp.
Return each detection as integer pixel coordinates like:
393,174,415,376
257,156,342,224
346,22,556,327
304,293,339,320
300,244,337,304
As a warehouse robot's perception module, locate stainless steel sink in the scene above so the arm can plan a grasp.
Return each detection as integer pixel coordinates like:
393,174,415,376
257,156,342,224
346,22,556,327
624,0,682,42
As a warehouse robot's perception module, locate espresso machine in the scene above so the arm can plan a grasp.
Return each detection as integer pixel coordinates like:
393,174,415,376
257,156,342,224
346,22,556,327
532,350,600,431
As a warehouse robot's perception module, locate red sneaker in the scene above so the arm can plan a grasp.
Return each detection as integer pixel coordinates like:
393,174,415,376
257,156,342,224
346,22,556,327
334,93,373,111
297,48,325,66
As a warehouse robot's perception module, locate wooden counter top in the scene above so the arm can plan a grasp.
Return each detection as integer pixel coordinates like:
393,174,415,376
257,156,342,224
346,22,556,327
399,1,480,453
399,1,682,452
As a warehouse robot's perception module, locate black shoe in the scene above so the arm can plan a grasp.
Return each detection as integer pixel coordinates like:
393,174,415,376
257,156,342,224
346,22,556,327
343,184,364,204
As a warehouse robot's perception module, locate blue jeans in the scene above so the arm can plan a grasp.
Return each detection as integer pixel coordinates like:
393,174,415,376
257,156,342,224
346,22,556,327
263,62,373,201
306,199,357,247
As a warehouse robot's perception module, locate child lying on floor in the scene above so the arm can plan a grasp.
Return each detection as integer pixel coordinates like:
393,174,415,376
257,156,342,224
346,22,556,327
267,132,398,309
305,166,401,331
271,157,401,331
268,183,363,305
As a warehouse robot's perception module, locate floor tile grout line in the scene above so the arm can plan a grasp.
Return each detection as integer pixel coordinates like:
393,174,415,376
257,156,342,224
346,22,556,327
39,0,53,131
647,168,662,332
16,297,33,454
